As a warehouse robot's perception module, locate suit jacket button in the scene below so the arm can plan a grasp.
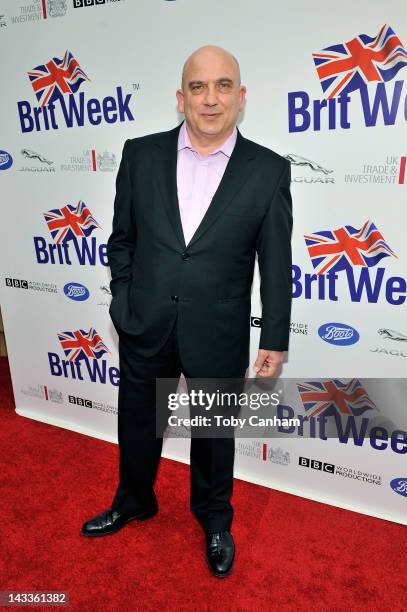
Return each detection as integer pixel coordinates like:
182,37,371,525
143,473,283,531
171,295,179,302
182,252,190,260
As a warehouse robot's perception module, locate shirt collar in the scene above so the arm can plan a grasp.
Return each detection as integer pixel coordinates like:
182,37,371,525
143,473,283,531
177,121,237,158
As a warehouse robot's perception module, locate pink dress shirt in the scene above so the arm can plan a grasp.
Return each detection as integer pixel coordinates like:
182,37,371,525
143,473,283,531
176,121,237,246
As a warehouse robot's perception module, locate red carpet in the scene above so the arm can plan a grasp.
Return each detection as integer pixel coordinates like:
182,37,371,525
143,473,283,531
1,355,406,611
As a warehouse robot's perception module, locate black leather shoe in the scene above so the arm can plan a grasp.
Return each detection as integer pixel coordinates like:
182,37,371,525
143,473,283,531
80,507,157,537
206,531,235,577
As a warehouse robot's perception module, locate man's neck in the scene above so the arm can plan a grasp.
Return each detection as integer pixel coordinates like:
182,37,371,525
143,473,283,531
185,123,235,157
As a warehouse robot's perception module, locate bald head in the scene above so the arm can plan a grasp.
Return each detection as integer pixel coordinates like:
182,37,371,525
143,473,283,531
181,45,241,90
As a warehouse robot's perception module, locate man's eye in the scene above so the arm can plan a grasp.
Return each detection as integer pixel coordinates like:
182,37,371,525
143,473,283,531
217,82,232,92
191,85,204,92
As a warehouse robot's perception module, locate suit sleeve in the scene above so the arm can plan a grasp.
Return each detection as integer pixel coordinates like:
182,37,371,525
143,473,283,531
255,160,292,351
106,139,137,298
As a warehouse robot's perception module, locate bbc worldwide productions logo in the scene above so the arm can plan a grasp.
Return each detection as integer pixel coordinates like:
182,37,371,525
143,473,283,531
73,0,124,7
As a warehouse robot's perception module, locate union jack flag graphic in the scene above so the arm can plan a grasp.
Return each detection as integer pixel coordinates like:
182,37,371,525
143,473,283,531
44,201,101,244
297,379,377,418
304,220,397,276
313,24,407,99
28,50,90,107
58,328,109,362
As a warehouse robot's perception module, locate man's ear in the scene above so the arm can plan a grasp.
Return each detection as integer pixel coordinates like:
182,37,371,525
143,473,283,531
176,89,185,113
239,85,247,111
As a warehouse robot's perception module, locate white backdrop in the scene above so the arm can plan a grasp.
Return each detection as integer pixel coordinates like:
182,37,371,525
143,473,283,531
0,0,406,525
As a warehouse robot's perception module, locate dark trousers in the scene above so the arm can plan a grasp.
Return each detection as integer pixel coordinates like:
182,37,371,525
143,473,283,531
111,316,244,534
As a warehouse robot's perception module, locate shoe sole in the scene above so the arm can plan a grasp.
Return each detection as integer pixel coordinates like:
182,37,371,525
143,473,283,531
80,510,158,538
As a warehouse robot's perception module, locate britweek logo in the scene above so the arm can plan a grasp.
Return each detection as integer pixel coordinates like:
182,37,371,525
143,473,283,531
288,24,407,132
17,50,134,133
48,327,119,386
293,220,405,305
277,379,407,455
33,200,108,267
318,322,360,346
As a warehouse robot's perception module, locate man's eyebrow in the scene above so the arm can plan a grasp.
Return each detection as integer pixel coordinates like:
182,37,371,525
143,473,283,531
188,80,205,87
187,77,235,87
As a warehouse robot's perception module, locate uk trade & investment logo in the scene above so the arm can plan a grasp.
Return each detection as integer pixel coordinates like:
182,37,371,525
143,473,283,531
345,155,406,185
288,24,407,132
21,383,63,403
390,477,407,497
299,457,382,486
9,0,67,23
276,378,407,455
60,148,117,172
293,220,404,306
33,200,108,267
48,327,119,386
235,440,290,464
0,150,13,170
18,50,135,133
284,153,334,184
318,322,360,346
370,328,407,359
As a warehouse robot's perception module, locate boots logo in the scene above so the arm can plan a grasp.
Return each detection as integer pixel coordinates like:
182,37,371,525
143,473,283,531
289,24,407,132
18,50,135,133
390,477,407,497
33,200,108,267
0,150,13,170
318,323,359,346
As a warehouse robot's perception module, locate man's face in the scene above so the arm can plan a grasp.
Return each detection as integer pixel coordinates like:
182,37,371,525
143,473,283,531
176,49,246,143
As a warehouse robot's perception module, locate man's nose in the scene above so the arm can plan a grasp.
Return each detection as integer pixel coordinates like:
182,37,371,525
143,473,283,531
203,85,218,106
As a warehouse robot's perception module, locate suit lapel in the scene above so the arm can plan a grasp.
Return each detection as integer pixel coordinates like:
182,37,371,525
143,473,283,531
153,124,257,250
153,124,186,250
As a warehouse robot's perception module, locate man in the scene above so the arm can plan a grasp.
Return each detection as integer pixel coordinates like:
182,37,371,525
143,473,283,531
81,46,292,578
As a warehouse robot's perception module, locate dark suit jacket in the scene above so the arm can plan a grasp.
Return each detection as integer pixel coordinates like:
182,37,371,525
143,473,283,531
107,123,292,377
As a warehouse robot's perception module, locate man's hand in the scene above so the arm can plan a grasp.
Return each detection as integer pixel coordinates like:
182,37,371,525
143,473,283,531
253,350,284,378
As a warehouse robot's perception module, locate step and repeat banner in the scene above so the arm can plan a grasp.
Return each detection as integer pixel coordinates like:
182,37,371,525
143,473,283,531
0,0,406,525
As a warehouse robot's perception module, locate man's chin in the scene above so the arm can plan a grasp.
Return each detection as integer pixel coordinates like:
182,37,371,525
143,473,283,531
197,121,226,137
